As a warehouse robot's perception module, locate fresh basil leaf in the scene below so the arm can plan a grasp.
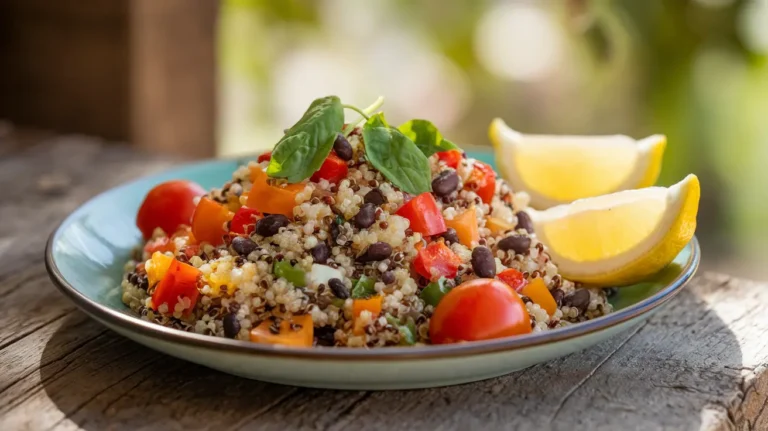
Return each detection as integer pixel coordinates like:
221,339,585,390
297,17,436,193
398,119,459,157
267,96,344,183
362,123,432,195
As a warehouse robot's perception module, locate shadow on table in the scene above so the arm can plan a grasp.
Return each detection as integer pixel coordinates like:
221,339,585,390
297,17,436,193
41,287,741,430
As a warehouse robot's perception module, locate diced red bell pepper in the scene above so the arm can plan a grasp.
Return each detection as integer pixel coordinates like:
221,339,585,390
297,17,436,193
413,242,462,281
465,161,496,204
257,151,272,163
143,236,174,255
311,151,348,184
436,150,463,169
395,192,447,236
191,197,234,246
498,268,527,292
229,206,262,235
151,258,201,314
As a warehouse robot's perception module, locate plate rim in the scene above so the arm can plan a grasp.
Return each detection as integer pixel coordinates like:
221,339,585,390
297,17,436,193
44,156,701,361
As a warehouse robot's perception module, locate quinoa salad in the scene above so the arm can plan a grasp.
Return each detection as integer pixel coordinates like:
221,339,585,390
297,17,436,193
121,96,613,348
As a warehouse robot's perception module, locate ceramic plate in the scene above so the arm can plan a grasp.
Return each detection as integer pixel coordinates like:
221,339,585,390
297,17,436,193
45,150,700,390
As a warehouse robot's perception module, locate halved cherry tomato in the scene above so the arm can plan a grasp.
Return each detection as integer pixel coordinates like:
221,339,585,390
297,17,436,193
497,268,527,292
413,242,462,281
250,314,314,347
521,278,557,316
229,206,261,235
436,150,463,169
143,236,174,255
257,151,272,163
151,258,201,314
395,192,446,236
247,165,305,219
311,151,348,184
444,206,479,247
465,161,496,204
429,278,531,344
191,197,234,246
136,180,206,239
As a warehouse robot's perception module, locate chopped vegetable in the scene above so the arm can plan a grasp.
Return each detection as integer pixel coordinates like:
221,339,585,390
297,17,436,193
363,118,433,195
497,268,527,292
521,278,557,316
386,315,417,345
146,251,174,287
486,216,515,235
136,180,206,239
436,149,463,169
257,151,272,163
310,151,348,184
398,119,458,157
191,197,233,246
351,275,376,299
143,236,174,255
352,295,383,335
250,314,314,347
420,277,451,307
273,260,307,287
429,279,531,344
395,192,446,236
465,161,496,204
413,242,462,280
444,206,479,247
151,258,201,314
229,206,261,235
247,165,305,218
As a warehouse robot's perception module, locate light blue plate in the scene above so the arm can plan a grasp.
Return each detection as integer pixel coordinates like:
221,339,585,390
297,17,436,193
45,151,700,389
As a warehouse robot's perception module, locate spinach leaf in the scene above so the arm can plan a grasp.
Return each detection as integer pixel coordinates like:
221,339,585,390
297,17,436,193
398,119,459,157
363,120,432,195
267,96,344,183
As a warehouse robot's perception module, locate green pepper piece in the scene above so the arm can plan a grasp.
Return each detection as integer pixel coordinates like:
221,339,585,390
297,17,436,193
273,260,307,287
351,275,376,299
420,277,451,307
386,314,417,345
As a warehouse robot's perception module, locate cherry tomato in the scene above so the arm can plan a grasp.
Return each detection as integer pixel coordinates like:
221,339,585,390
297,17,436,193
136,180,206,240
229,206,262,235
257,151,272,163
436,150,463,169
465,161,496,204
311,151,348,184
395,192,446,236
429,278,531,344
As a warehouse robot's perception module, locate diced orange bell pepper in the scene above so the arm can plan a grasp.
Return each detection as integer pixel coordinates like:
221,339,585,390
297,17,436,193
151,258,201,314
247,165,305,219
191,197,234,246
486,216,515,235
250,314,314,347
352,296,383,335
147,251,174,287
520,277,557,316
445,206,480,247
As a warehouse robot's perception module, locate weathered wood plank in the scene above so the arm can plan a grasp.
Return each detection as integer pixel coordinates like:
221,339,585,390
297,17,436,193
0,138,765,431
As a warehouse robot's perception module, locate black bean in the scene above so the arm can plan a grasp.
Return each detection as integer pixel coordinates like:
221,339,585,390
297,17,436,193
315,325,337,346
564,289,590,313
441,228,460,245
497,235,531,255
431,170,460,197
223,313,241,338
328,278,350,299
358,241,392,262
354,203,376,228
311,243,330,264
551,288,565,306
364,188,386,206
382,270,395,285
256,214,290,237
231,236,258,256
515,211,534,233
333,134,353,161
471,246,496,278
138,275,149,291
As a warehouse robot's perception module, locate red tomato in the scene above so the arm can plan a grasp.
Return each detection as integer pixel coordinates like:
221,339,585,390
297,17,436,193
497,268,527,292
143,237,175,255
395,193,447,236
257,151,272,163
311,151,348,184
465,161,496,204
151,259,201,314
136,180,206,239
413,242,462,280
229,206,262,235
430,279,531,344
191,197,234,246
436,150,463,169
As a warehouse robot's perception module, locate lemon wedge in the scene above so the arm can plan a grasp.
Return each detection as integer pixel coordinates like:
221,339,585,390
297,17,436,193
489,118,667,209
530,174,700,286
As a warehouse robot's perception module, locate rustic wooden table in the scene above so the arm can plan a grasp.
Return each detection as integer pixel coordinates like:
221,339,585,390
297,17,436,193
1,132,766,431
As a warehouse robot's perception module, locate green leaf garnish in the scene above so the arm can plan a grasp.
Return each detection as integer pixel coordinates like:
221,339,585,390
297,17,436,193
363,118,432,195
366,112,389,129
267,96,344,183
398,119,459,157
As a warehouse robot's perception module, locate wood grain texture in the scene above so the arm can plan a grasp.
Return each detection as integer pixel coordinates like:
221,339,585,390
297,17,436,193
0,135,765,430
